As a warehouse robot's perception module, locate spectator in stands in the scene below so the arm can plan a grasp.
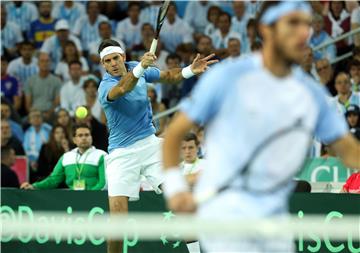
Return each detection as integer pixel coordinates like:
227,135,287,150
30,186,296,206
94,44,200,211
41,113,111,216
36,125,70,182
310,14,337,62
0,119,25,156
345,104,360,140
25,53,61,121
116,2,142,50
196,35,215,59
348,59,360,92
300,46,317,78
40,19,82,68
148,85,166,136
352,6,360,47
28,1,56,49
80,78,106,125
242,18,259,54
204,6,221,37
21,124,107,190
55,41,89,82
55,108,74,140
74,1,108,53
211,12,241,50
231,1,250,45
332,72,360,114
160,3,193,53
4,1,38,36
1,100,24,142
139,1,162,29
1,57,22,111
60,60,87,115
51,1,85,33
1,5,23,59
184,1,216,36
1,145,19,188
226,38,241,60
341,170,360,193
315,58,336,96
180,132,205,188
7,41,38,90
324,1,351,55
23,108,52,176
74,106,108,152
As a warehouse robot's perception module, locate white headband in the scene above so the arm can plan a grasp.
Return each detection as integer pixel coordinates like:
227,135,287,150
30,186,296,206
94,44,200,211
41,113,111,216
100,46,124,60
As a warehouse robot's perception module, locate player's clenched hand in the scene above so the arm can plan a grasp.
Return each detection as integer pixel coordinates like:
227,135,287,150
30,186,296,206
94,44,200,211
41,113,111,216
20,182,35,190
190,53,218,75
167,192,196,213
140,52,157,68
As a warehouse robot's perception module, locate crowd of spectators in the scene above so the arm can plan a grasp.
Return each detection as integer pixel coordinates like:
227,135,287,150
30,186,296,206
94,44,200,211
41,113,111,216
1,1,360,191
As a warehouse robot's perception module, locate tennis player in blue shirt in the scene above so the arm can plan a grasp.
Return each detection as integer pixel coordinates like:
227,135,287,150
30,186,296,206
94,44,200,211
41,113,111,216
97,39,217,253
162,2,360,253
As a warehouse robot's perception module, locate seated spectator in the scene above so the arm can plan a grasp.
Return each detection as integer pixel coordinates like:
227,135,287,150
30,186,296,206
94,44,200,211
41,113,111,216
309,14,337,62
231,1,250,45
332,72,360,114
324,1,351,55
74,106,108,152
28,1,56,49
21,124,106,190
115,2,142,50
55,41,89,82
36,125,70,182
1,4,24,59
79,78,106,125
204,6,221,37
348,59,360,92
160,3,193,53
1,145,19,188
1,57,22,111
0,119,25,156
23,109,52,175
345,104,360,140
211,12,241,50
73,1,108,53
300,46,317,78
242,18,260,54
180,133,206,188
4,1,38,36
40,19,82,68
55,108,74,140
139,1,162,29
148,85,166,136
341,172,360,193
25,53,61,121
315,58,336,96
1,100,24,142
184,1,217,36
226,38,241,60
51,1,85,33
196,35,215,58
7,41,38,91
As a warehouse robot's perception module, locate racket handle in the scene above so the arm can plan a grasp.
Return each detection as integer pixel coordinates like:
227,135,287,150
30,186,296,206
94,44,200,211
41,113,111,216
150,39,158,54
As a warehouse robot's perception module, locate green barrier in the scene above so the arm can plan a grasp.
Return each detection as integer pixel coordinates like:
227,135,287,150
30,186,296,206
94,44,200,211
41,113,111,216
1,190,359,253
297,158,355,182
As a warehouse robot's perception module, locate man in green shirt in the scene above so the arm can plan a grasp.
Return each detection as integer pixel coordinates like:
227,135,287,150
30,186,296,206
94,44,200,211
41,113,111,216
21,124,107,190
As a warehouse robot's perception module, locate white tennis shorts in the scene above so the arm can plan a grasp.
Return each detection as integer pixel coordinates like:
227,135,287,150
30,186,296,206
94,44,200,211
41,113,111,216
106,134,164,200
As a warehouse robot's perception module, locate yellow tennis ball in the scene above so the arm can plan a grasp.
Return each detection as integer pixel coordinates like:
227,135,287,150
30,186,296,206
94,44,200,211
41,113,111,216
75,106,88,119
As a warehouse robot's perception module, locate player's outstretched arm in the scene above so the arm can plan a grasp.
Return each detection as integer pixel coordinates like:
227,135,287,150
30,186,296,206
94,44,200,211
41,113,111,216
329,133,360,170
158,53,218,84
107,52,157,100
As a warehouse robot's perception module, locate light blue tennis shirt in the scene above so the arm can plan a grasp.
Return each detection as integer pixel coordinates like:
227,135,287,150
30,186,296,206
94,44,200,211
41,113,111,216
180,53,348,218
98,61,160,153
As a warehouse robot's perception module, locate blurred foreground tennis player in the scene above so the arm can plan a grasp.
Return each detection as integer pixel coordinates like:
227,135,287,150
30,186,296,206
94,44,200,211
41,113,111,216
162,2,360,252
97,39,217,253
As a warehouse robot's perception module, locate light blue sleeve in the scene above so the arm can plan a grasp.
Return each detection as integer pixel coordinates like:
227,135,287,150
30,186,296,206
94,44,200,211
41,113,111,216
98,81,115,105
144,66,161,83
180,62,234,125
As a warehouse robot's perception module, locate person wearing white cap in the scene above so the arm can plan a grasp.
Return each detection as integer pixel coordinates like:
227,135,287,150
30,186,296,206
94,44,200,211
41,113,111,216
97,38,217,253
40,19,82,69
163,1,360,253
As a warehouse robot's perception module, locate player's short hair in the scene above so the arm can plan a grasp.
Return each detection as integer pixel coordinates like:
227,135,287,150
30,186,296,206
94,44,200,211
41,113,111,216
166,53,181,63
73,123,92,137
183,133,199,146
98,39,121,55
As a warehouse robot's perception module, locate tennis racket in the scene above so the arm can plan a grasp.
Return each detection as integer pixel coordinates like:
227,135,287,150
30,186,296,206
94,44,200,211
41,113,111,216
195,118,313,204
149,0,171,54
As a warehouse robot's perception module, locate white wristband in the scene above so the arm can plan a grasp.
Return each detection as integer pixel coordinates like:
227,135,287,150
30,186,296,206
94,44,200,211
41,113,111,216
181,65,195,79
132,63,145,78
163,167,189,199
